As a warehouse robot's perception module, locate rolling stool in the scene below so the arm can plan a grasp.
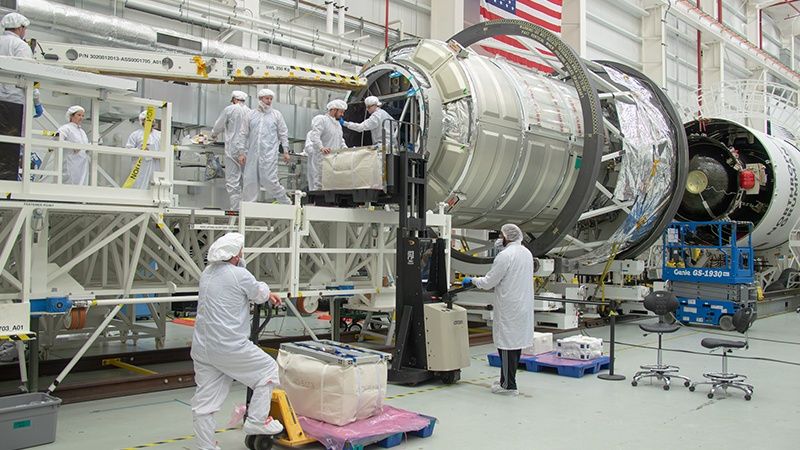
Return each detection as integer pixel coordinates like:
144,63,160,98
631,291,692,390
689,307,755,400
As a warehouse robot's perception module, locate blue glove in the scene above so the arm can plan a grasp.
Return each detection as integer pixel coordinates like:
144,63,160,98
34,103,44,118
338,117,345,126
462,277,473,287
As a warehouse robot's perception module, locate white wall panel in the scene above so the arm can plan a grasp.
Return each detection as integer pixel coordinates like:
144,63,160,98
585,0,642,68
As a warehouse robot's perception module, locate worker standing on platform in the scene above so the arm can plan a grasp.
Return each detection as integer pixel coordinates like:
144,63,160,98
343,96,393,147
0,12,34,180
304,99,348,191
191,233,284,450
211,90,250,210
238,88,291,205
462,224,534,396
124,110,161,189
58,105,90,185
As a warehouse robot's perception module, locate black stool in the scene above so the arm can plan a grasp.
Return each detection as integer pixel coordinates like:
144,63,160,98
689,307,755,400
631,291,691,390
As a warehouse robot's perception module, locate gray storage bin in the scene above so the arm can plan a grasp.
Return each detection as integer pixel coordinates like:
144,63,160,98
0,393,61,450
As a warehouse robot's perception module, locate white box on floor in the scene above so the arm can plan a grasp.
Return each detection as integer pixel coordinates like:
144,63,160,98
522,332,553,356
556,335,603,360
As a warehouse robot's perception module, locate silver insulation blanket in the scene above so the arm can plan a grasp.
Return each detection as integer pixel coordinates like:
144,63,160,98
575,66,676,264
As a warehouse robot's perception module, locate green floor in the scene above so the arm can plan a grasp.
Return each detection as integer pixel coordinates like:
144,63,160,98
33,311,800,450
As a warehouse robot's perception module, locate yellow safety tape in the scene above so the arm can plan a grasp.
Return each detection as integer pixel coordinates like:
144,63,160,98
0,334,35,341
121,429,238,450
122,106,155,189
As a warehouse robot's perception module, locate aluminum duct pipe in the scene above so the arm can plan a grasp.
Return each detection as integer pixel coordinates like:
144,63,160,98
347,20,688,264
13,0,368,67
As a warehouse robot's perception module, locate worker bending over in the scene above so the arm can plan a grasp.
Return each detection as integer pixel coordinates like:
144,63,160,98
0,13,34,180
463,224,534,396
343,96,393,147
238,88,291,204
124,111,161,189
211,90,250,210
191,233,284,450
58,106,90,185
304,99,347,191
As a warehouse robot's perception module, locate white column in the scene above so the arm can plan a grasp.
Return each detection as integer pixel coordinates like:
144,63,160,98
562,0,586,58
430,0,464,41
641,4,666,89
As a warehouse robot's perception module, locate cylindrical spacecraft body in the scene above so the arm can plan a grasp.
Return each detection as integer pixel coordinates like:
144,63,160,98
348,35,686,264
681,118,800,250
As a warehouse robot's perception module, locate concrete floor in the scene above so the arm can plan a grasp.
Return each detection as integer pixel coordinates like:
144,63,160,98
35,311,800,450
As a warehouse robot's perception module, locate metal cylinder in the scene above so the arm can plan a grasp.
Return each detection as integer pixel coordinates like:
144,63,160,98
348,21,687,264
681,118,800,250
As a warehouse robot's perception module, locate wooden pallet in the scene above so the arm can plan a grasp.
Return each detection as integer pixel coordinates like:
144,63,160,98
487,351,610,378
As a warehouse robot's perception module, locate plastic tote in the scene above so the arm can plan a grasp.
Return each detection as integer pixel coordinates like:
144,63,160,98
0,392,62,449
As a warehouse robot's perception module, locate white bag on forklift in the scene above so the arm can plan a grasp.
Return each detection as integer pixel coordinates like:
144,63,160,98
277,349,387,426
321,146,384,191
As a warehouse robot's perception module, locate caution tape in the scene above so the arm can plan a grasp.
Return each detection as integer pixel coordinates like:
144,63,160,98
121,428,239,450
0,333,36,341
122,105,155,189
289,65,362,86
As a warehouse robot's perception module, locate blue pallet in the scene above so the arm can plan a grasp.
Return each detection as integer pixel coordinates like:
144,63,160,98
487,352,610,378
345,416,436,450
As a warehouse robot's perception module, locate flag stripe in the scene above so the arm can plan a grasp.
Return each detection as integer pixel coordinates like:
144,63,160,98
479,5,560,33
484,38,556,65
518,0,562,20
491,34,556,57
480,45,554,74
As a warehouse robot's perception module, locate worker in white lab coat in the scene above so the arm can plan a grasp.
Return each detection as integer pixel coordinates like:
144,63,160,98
238,88,291,204
304,99,348,191
343,96,393,147
211,90,250,210
463,224,534,396
124,110,161,189
0,12,34,180
57,105,90,186
191,233,284,450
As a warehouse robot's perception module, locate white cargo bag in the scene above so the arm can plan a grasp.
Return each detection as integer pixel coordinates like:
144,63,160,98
522,332,553,356
277,349,387,426
321,146,383,191
556,335,603,360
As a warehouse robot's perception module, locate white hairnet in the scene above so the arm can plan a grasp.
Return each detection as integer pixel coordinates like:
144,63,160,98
326,99,348,111
138,110,148,123
231,90,247,101
2,12,29,29
65,105,84,121
364,96,382,107
501,224,524,243
257,88,275,99
207,232,245,262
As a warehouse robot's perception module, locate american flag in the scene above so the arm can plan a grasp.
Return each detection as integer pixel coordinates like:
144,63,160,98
479,0,563,73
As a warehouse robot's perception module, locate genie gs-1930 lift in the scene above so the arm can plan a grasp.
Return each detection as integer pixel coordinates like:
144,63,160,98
662,221,758,331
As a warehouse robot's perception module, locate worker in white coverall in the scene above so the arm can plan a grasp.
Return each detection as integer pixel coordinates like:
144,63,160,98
343,95,393,147
124,111,162,189
211,90,250,210
0,12,36,180
238,88,291,204
462,224,534,396
191,232,284,450
304,99,348,191
57,105,90,185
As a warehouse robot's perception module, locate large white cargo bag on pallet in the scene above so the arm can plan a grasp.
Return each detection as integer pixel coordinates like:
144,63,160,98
277,341,389,426
321,146,384,191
